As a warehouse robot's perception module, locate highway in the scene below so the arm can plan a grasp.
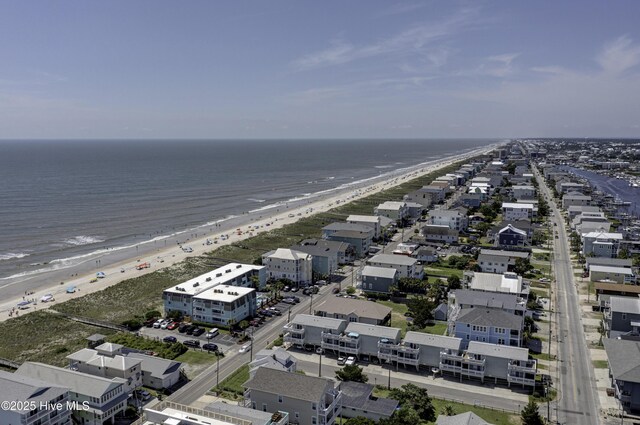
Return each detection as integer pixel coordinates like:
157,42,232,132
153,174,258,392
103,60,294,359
534,164,600,425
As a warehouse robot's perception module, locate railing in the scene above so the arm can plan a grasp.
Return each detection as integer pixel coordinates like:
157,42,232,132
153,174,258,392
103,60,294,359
318,392,342,425
283,332,304,345
463,354,486,366
143,401,253,425
508,359,537,373
508,374,536,386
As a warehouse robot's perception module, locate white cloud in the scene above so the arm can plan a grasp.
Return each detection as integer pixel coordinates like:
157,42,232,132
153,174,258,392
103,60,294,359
597,35,640,74
291,6,480,71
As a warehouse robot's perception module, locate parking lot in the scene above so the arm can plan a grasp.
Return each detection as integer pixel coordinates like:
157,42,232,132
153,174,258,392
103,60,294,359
138,326,237,352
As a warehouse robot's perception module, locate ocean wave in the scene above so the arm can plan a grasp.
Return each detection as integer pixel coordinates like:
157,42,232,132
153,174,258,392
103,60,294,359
247,198,266,203
374,165,394,169
63,235,105,246
0,252,31,261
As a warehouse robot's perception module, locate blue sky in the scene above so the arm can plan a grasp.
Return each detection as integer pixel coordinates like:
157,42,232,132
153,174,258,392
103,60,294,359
1,1,640,139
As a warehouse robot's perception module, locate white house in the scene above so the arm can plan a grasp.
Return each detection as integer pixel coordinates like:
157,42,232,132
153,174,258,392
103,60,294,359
501,202,536,221
347,215,382,238
367,254,424,279
427,208,468,231
374,201,409,221
262,248,313,286
192,285,257,326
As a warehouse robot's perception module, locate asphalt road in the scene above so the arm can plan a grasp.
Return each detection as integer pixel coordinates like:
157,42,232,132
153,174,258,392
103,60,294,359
534,165,600,425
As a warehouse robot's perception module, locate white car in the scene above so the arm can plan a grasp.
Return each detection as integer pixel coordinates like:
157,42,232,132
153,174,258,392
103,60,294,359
160,320,170,329
239,342,251,353
345,356,356,366
153,319,163,329
337,356,346,365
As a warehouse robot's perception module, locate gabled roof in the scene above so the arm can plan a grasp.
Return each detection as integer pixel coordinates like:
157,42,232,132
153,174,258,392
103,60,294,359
456,307,523,330
345,322,401,340
497,224,527,236
340,381,399,416
127,352,182,378
0,371,68,413
264,248,312,261
453,289,521,310
291,314,346,330
314,297,392,321
467,341,528,361
609,296,640,314
435,411,491,425
361,265,398,279
404,331,462,350
244,368,333,403
603,338,640,384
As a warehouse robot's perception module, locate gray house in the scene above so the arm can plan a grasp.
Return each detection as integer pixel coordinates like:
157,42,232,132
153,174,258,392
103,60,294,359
604,296,640,338
448,289,526,317
603,338,640,412
361,265,399,294
126,352,182,390
378,332,463,372
322,322,401,361
453,307,523,349
283,314,347,349
291,239,343,275
323,226,372,258
340,381,399,422
367,254,424,279
422,225,459,243
313,297,392,325
435,412,491,424
495,224,528,248
243,368,342,425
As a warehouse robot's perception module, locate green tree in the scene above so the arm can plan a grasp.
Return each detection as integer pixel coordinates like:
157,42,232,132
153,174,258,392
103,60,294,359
344,417,376,425
505,161,517,175
398,277,427,294
379,406,421,425
618,248,629,259
335,364,368,383
388,383,436,422
520,400,544,425
441,404,456,416
407,297,435,329
346,286,356,295
447,275,462,290
513,257,534,276
145,310,162,320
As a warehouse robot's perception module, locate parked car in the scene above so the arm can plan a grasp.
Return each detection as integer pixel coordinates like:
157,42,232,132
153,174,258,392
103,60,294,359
205,328,219,339
153,319,163,329
345,356,356,366
166,321,179,330
282,298,296,305
192,327,205,337
203,343,218,352
262,310,273,317
144,318,156,327
183,340,200,348
163,336,177,343
332,288,340,294
283,286,290,292
269,307,282,316
185,325,197,335
160,320,171,329
290,287,299,292
178,323,190,333
316,280,327,285
137,390,151,401
337,356,346,366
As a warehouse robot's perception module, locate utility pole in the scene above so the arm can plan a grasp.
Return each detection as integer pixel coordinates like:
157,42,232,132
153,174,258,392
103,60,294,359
216,354,220,389
249,326,254,361
309,293,313,314
288,307,291,323
318,349,323,377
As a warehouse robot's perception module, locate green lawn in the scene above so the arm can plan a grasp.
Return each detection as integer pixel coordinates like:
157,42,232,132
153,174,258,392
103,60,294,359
422,322,448,335
531,352,554,361
424,266,463,279
377,300,447,337
214,363,249,397
373,388,517,425
174,350,221,365
593,360,608,369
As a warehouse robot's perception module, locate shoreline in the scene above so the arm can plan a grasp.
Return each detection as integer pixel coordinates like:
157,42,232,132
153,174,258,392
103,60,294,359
0,144,499,321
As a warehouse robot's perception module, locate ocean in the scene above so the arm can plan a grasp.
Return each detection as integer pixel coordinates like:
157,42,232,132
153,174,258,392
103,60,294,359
0,139,496,285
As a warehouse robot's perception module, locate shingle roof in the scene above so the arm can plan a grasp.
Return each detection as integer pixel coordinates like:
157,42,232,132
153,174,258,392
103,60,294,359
467,341,529,361
313,297,392,321
264,248,312,261
435,411,491,425
345,322,401,340
478,249,530,259
603,338,640,384
339,381,399,416
368,254,417,266
127,352,181,378
323,222,373,233
453,290,521,310
586,257,632,268
244,368,333,403
609,296,640,314
361,265,398,279
456,307,523,330
0,371,68,413
590,265,633,275
16,362,125,399
291,314,346,330
404,331,462,350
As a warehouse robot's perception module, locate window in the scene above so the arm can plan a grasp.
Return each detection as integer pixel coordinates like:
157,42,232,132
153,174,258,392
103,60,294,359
312,403,317,411
622,313,627,320
262,404,267,412
278,395,283,403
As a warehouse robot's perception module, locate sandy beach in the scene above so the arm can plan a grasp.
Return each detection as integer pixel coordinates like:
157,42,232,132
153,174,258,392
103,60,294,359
0,145,497,321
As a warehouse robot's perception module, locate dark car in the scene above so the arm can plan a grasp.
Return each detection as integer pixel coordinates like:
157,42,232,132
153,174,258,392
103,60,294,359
178,323,190,333
262,310,273,317
185,325,197,335
183,339,200,348
202,343,218,352
144,318,157,327
163,336,177,343
332,287,340,294
192,327,205,337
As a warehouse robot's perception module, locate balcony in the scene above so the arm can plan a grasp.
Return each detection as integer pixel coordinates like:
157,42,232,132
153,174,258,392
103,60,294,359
321,332,360,355
318,390,342,425
283,323,305,337
508,359,537,373
462,353,486,367
283,332,305,345
615,382,632,403
508,373,536,387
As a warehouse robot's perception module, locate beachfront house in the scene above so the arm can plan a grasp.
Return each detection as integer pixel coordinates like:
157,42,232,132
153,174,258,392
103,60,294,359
143,402,289,425
374,201,409,222
322,223,374,258
243,368,342,425
162,263,265,318
126,352,182,390
0,371,71,425
366,254,423,279
448,289,526,318
191,285,257,326
360,266,399,294
66,342,142,394
262,248,313,286
16,362,128,425
313,296,392,326
346,215,383,238
291,239,342,275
